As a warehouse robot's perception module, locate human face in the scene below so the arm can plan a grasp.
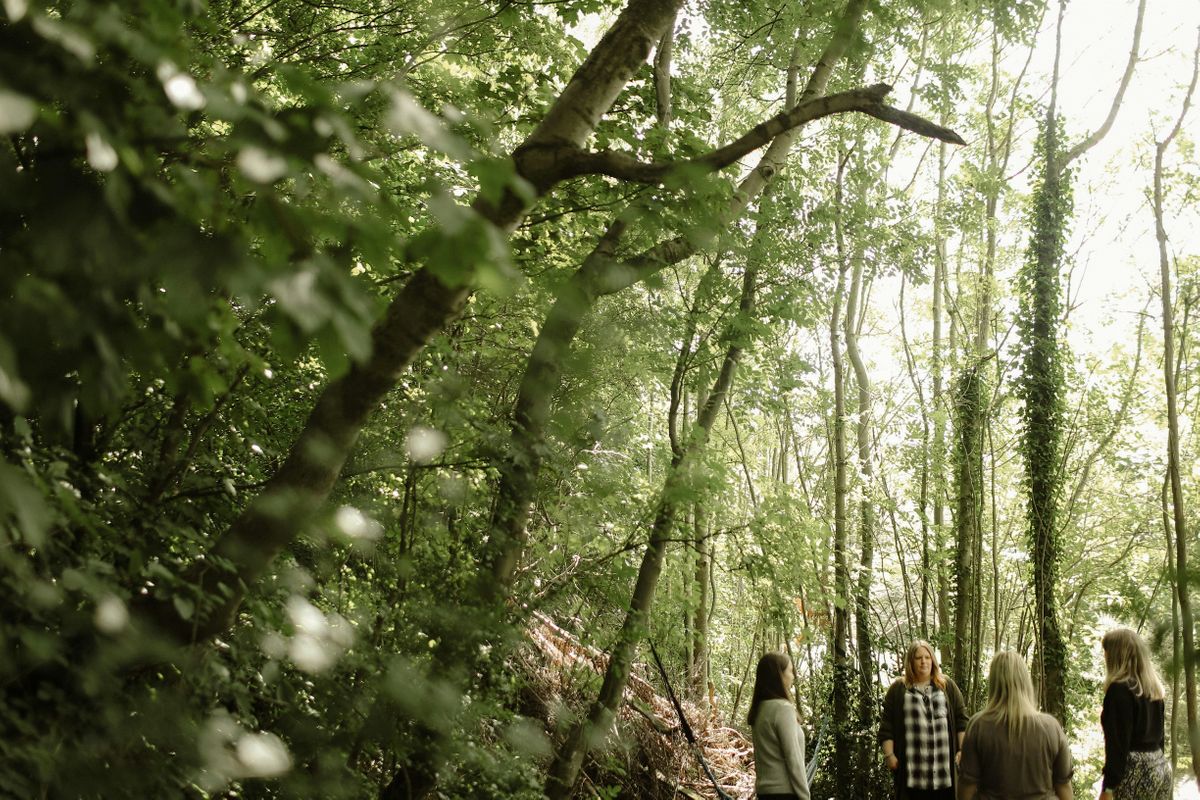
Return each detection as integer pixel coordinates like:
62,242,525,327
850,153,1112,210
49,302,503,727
912,647,933,682
783,661,795,687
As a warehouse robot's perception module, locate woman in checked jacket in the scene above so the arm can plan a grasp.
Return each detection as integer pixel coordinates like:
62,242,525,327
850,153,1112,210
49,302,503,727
879,640,970,800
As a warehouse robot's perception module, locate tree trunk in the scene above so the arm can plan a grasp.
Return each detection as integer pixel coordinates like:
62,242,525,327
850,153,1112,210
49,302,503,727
950,362,984,702
691,502,712,700
136,0,689,646
1154,27,1200,773
544,208,764,799
843,173,877,795
1019,1,1070,724
829,151,853,793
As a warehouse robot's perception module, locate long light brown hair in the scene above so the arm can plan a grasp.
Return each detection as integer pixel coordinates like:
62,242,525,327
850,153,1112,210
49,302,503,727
903,640,946,689
747,652,791,726
1103,627,1165,700
971,651,1040,739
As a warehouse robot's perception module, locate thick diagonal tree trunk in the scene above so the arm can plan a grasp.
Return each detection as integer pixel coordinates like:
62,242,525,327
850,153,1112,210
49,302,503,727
136,0,688,644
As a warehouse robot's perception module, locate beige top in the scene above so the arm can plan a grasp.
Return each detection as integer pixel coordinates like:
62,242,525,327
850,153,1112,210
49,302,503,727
958,711,1073,799
752,699,810,799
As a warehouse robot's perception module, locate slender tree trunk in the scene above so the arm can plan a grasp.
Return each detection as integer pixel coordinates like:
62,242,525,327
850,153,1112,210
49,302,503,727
931,143,947,644
1154,27,1200,775
544,204,765,799
899,272,931,639
843,193,877,795
829,152,853,793
691,502,712,700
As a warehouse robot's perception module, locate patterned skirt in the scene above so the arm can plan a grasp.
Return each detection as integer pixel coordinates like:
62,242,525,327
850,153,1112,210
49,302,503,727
1113,750,1172,800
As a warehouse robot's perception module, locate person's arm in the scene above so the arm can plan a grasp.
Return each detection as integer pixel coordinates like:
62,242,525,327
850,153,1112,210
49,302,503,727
879,681,899,770
1050,716,1075,800
878,682,897,742
773,704,811,800
881,738,899,771
957,718,981,798
948,678,970,731
1101,685,1134,792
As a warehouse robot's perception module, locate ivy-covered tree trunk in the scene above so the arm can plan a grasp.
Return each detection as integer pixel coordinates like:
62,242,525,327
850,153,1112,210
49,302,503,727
950,362,984,702
1015,0,1144,724
1018,107,1070,724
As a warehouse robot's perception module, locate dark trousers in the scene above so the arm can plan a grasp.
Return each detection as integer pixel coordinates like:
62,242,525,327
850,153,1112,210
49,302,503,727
906,789,954,800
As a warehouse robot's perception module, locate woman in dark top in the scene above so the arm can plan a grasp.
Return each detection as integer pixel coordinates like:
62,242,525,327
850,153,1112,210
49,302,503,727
1099,627,1170,800
878,640,969,800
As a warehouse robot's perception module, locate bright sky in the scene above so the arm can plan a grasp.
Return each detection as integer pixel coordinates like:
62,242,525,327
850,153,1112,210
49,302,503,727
1029,0,1200,358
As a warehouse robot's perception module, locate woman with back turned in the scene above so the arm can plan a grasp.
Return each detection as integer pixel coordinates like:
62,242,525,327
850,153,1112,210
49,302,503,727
957,651,1073,799
749,652,810,800
1098,627,1170,800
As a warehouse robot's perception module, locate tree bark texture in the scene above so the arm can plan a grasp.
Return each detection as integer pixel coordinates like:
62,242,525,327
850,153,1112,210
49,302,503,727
1020,0,1070,723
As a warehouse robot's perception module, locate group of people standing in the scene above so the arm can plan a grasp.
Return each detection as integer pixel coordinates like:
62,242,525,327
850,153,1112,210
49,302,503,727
748,627,1171,800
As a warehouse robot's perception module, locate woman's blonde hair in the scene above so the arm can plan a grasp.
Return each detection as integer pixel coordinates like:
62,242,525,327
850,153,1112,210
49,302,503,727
974,651,1040,738
1103,627,1165,700
903,640,946,690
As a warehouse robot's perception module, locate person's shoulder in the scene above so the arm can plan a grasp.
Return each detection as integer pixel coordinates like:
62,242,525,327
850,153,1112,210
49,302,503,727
1104,681,1137,702
966,710,993,729
1035,712,1067,735
761,699,797,723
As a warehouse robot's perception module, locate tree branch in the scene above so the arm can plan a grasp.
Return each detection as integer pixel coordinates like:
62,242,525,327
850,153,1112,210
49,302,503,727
1060,0,1146,167
548,83,965,185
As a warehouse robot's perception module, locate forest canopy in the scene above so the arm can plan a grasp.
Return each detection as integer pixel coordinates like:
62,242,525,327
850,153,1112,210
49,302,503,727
1,0,1199,798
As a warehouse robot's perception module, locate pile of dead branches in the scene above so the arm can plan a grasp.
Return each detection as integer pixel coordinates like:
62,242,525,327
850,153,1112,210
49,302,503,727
517,611,755,799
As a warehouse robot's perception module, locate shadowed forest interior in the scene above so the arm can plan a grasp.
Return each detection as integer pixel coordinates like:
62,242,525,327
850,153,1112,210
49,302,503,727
2,0,1200,797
